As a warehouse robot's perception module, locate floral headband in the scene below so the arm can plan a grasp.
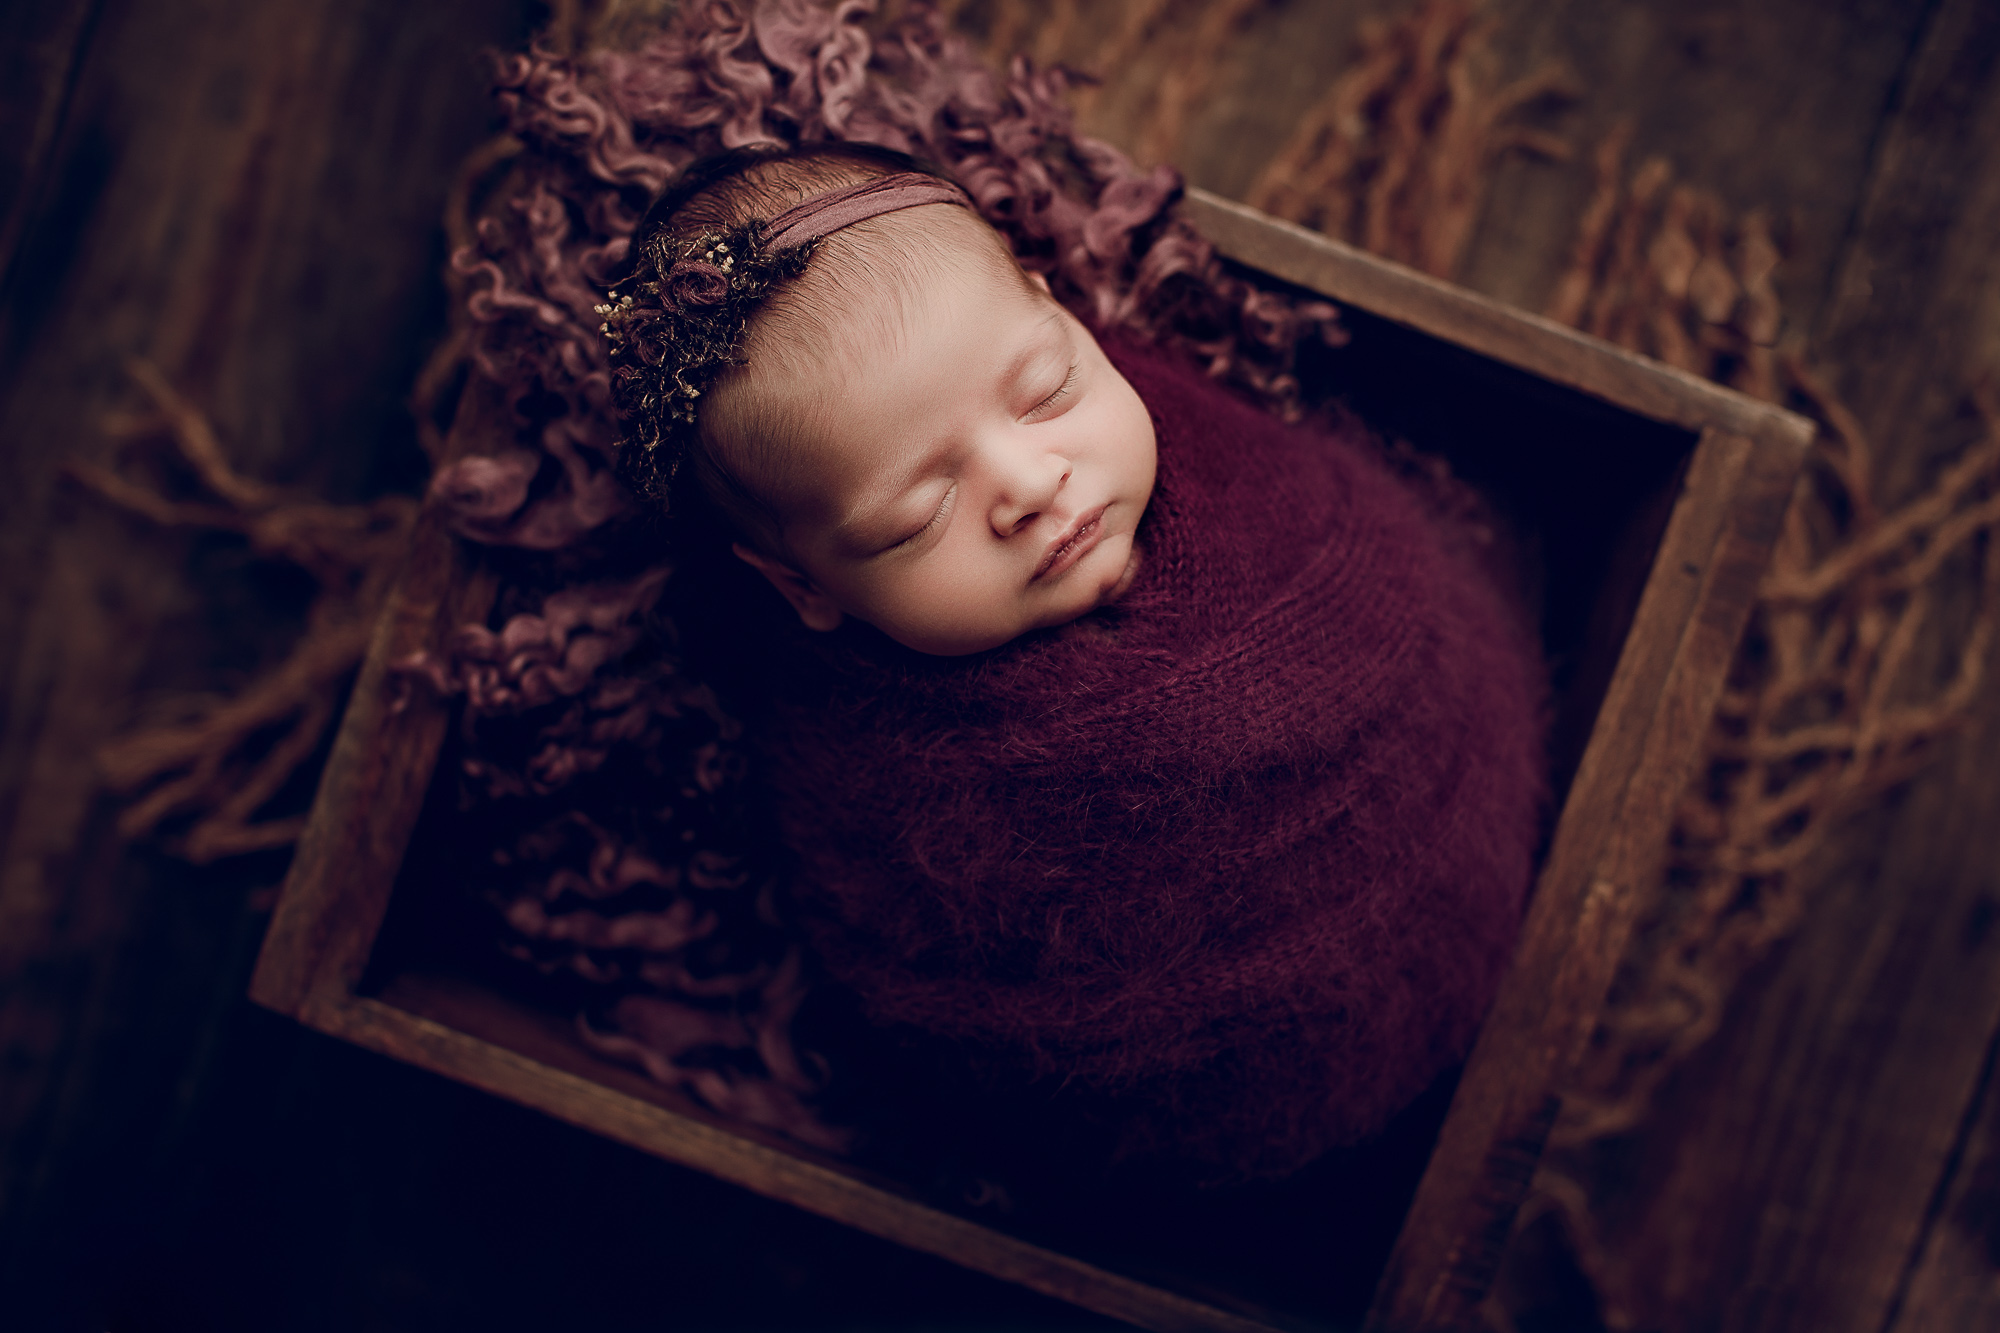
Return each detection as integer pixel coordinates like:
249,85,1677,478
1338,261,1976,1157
602,171,972,502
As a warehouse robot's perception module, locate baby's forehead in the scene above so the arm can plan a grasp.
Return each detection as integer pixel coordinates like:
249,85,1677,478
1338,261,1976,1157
708,206,1058,510
819,204,1036,311
755,217,1043,378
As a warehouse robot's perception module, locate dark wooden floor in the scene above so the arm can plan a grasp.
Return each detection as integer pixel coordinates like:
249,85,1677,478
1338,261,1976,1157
3,2,1997,1330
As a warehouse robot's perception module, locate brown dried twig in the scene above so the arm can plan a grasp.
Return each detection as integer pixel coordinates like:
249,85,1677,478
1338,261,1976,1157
1244,0,1574,278
1543,128,1782,399
69,360,416,863
1556,369,2000,1152
1492,152,2000,1330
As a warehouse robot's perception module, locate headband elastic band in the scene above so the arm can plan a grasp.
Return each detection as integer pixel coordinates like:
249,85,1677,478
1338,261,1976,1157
605,168,977,499
760,172,972,252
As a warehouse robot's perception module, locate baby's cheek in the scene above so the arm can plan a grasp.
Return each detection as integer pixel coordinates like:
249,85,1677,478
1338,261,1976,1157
890,567,1016,643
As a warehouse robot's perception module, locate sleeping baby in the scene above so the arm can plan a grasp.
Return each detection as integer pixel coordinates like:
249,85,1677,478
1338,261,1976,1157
602,142,1547,1179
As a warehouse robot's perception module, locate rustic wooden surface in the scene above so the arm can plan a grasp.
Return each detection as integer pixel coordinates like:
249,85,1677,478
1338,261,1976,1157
1181,190,1808,440
1504,2,2000,1327
5,1,1999,1330
1366,416,1801,1332
354,980,1288,1333
246,373,504,1022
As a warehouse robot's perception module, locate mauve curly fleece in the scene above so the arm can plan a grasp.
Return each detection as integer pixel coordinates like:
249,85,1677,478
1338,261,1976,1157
760,341,1548,1178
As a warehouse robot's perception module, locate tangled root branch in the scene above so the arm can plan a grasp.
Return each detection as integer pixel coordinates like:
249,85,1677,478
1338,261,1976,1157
1498,148,2000,1330
1553,368,2000,1155
70,360,417,863
1543,126,1784,399
1244,0,1575,278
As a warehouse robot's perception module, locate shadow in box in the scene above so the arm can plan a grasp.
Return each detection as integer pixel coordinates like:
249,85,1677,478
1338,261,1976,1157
1291,297,1696,796
256,193,1810,1333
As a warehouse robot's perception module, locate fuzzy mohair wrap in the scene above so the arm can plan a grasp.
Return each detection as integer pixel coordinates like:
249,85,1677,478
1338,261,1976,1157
759,341,1549,1178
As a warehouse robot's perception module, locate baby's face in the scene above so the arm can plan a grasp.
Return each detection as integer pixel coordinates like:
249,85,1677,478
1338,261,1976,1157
727,248,1157,656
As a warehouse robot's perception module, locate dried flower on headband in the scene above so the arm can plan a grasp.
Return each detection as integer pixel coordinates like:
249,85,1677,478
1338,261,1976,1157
602,221,817,503
604,172,971,506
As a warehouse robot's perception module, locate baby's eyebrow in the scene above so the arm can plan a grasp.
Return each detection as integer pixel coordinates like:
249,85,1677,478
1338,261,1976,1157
986,309,1075,420
1011,306,1070,372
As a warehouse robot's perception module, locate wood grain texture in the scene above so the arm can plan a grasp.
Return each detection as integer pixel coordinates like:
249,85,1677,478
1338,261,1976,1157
1057,0,1401,183
1453,0,1934,322
1366,422,1803,1331
8,1,2000,1327
249,380,504,1018
1182,188,1811,441
325,986,1294,1333
0,0,102,311
1058,0,1932,326
1815,0,2000,476
1568,665,2000,1333
1503,2,2000,1329
0,0,531,1303
1893,1030,2000,1332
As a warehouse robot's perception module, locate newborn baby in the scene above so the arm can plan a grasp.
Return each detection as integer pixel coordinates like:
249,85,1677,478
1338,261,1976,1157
609,147,1156,657
606,143,1546,1178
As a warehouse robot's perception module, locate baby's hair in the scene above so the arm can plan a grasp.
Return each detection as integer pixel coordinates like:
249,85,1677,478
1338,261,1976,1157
612,143,1042,557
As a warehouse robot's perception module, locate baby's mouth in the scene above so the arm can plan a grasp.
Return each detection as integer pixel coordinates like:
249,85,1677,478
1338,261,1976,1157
1032,505,1109,582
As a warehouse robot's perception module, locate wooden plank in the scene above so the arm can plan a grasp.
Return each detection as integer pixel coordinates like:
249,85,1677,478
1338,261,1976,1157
249,380,504,1017
1504,2,2000,1328
1182,187,1812,444
1815,0,2000,478
1455,0,1934,323
0,0,525,971
1365,421,1802,1330
309,991,1293,1333
0,0,529,1291
0,2,1985,1326
0,0,101,310
1571,666,2000,1333
1892,1033,2000,1332
1042,0,1928,329
0,2,1936,1320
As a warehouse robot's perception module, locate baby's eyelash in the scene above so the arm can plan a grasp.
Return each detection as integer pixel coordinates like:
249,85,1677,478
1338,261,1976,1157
1031,363,1079,417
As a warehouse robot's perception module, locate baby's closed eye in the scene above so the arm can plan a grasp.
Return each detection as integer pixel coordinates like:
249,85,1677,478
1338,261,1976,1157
886,483,956,553
1025,362,1080,421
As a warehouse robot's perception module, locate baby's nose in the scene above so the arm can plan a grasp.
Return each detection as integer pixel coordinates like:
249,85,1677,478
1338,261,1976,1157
988,451,1071,536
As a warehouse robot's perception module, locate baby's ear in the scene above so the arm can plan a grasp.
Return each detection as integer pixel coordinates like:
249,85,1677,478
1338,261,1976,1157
732,543,843,632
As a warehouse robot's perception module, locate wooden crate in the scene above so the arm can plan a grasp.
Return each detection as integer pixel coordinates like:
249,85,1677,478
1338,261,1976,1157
249,188,1812,1333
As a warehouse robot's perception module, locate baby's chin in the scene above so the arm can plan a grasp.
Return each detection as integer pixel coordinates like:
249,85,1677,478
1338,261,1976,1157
1100,543,1143,603
1024,534,1143,633
1076,532,1143,608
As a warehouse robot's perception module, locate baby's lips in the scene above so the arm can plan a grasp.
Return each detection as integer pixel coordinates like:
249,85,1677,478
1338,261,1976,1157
1032,503,1110,581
